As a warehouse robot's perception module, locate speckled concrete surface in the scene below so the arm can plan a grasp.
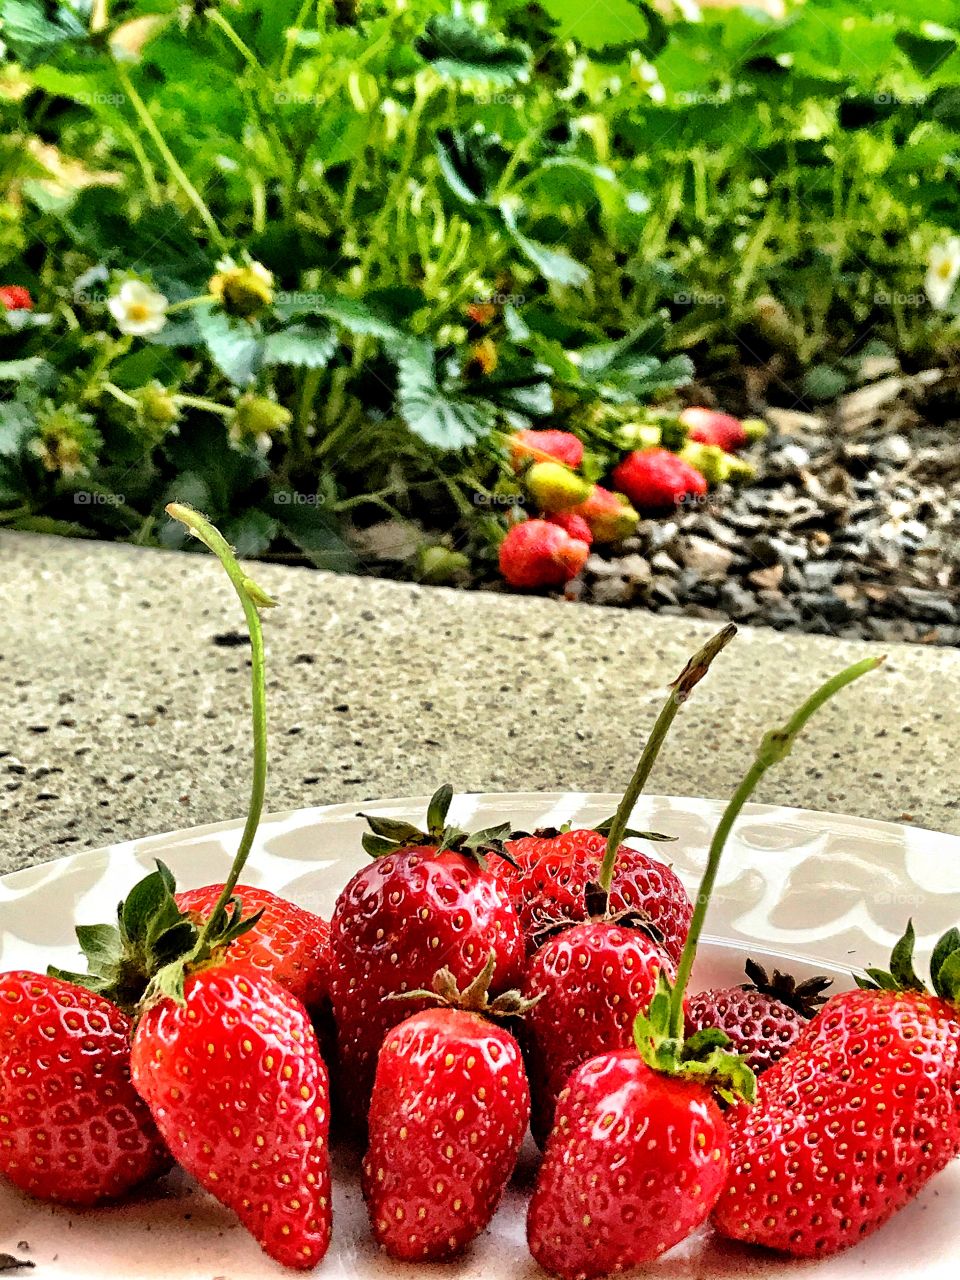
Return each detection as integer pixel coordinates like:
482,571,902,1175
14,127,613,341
1,531,957,873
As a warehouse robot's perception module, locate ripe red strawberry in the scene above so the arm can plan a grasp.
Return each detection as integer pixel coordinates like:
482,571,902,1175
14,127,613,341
528,1051,731,1279
685,959,831,1074
522,921,671,1145
329,786,526,1130
679,405,765,453
362,959,530,1260
0,285,33,311
546,511,593,545
175,883,331,1013
131,966,332,1270
611,446,708,513
567,484,638,542
509,428,585,471
498,827,692,962
0,972,167,1205
498,518,589,588
713,923,960,1258
526,655,883,1280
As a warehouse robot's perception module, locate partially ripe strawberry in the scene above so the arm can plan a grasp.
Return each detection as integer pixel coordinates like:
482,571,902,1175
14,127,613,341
679,405,764,453
176,883,331,1014
547,511,593,544
0,285,33,312
611,446,708,514
132,966,332,1270
509,428,585,471
525,460,593,513
0,972,167,1205
499,518,589,589
567,484,639,542
685,959,831,1074
363,964,530,1260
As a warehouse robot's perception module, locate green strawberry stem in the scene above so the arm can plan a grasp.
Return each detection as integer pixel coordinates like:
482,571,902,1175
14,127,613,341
597,623,737,896
164,503,276,955
666,655,884,1038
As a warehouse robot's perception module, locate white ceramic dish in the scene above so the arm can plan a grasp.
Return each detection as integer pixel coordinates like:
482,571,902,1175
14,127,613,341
2,792,960,1278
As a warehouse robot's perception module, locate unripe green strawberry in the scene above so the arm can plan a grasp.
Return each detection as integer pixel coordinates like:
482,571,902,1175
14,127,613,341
525,461,593,513
678,441,755,487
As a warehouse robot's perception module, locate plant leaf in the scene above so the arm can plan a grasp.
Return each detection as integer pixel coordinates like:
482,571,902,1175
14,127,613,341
416,14,531,86
263,324,337,369
394,338,498,449
196,304,264,386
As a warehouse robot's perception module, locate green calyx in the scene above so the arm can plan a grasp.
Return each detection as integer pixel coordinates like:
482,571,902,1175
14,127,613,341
858,920,960,1005
633,972,757,1106
392,949,541,1020
49,861,263,1018
360,784,511,869
742,958,832,1019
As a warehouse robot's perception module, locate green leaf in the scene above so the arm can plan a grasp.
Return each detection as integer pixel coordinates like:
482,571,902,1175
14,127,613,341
0,0,91,67
195,305,264,386
931,928,960,1000
0,358,55,390
934,949,960,1004
222,509,278,557
536,0,668,60
394,339,498,449
415,14,531,86
263,324,337,369
75,923,123,977
273,293,400,341
889,920,925,992
499,203,589,287
434,127,506,205
274,494,358,572
427,784,453,833
895,30,958,77
362,815,426,843
120,866,178,946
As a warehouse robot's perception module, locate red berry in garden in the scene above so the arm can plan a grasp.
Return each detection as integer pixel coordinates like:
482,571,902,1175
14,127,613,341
329,786,526,1130
685,958,831,1074
131,966,332,1271
0,285,33,311
713,923,960,1258
611,446,708,513
567,483,639,542
546,511,593,544
522,921,671,1145
362,960,530,1260
498,518,589,588
509,428,585,471
176,883,332,1014
499,827,692,962
679,405,765,453
0,972,167,1205
528,1052,731,1279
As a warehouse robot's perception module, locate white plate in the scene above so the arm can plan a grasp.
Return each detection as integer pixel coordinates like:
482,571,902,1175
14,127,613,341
2,792,960,1279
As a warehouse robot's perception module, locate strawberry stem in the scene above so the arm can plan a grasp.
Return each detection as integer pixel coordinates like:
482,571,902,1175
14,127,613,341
667,655,884,1037
164,503,277,955
597,623,737,896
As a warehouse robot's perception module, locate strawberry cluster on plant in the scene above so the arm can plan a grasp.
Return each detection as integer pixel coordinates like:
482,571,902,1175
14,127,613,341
2,507,957,1279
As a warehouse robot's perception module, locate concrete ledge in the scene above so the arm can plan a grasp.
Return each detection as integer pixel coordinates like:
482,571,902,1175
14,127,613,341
2,532,957,874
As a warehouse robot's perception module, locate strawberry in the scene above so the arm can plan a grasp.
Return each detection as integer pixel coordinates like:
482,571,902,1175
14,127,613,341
329,785,526,1130
528,1051,732,1279
611,446,708,513
524,460,593,513
522,921,672,1145
679,405,765,453
546,511,593,545
0,285,33,312
509,428,585,471
498,518,589,588
713,922,960,1258
685,958,831,1074
567,484,638,542
175,883,332,1014
0,972,167,1205
498,828,691,963
527,655,883,1279
362,958,531,1260
131,966,332,1270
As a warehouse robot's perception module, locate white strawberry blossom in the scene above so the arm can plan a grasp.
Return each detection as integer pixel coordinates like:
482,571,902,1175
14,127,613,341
108,279,169,336
925,238,960,311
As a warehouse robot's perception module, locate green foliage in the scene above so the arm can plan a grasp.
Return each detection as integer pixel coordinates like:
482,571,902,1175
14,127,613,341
2,0,959,564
